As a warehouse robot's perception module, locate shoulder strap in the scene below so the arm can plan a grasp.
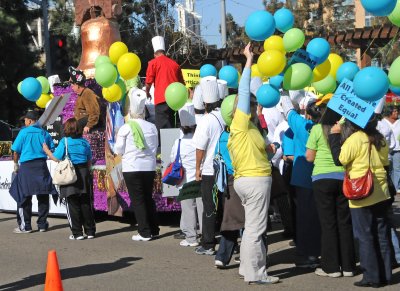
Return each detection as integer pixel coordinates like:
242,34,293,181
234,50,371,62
216,130,225,154
175,139,181,163
368,142,372,169
65,137,69,157
210,113,224,132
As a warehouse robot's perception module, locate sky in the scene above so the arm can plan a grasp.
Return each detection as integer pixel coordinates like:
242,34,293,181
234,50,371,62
189,0,266,47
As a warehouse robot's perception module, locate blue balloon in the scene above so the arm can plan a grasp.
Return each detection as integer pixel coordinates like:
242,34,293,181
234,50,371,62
274,8,294,33
390,85,400,95
336,62,360,83
200,64,217,78
306,38,330,64
269,75,284,89
256,84,280,108
353,67,389,102
361,0,396,16
245,10,275,41
219,65,239,88
21,77,42,102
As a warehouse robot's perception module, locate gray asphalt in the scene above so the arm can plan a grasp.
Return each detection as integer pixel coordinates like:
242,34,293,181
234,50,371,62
0,208,398,291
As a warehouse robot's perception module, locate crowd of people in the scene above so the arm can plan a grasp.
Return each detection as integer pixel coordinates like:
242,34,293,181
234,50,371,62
9,39,400,287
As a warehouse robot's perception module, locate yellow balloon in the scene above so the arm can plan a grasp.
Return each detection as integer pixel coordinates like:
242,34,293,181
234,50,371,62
313,59,331,82
257,50,286,77
102,84,122,102
49,93,54,98
328,53,343,79
251,64,262,78
264,35,285,53
117,52,141,80
109,42,128,64
36,94,52,108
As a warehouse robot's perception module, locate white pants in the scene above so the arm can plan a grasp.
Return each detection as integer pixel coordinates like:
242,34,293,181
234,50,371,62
234,176,272,282
180,198,203,243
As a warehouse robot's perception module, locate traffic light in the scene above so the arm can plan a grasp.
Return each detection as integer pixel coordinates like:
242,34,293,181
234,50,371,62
49,34,69,78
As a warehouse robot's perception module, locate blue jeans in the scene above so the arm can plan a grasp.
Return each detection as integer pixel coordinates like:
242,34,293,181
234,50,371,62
390,151,400,191
215,230,239,265
391,228,400,264
350,202,392,284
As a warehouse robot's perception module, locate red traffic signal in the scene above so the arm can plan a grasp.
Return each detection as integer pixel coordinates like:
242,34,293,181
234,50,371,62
57,39,64,48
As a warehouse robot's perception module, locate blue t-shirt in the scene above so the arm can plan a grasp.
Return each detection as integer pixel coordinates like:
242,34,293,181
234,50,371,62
11,123,54,163
287,111,314,189
215,131,234,175
53,137,92,165
282,128,295,156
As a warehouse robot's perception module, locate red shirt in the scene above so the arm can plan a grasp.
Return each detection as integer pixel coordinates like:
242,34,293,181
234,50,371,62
145,55,185,105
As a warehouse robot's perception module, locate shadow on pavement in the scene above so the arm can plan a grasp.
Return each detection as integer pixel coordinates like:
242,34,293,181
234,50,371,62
95,225,135,238
0,257,141,291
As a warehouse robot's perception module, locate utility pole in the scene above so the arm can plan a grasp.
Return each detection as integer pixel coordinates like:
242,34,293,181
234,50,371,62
220,0,227,66
30,0,51,76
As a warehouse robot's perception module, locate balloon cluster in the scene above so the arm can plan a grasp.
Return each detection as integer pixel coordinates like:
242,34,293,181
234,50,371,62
18,76,53,108
94,41,141,103
244,7,393,106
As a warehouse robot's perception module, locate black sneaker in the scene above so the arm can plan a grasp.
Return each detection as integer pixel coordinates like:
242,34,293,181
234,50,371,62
195,246,215,255
173,232,186,239
234,256,241,263
295,256,320,268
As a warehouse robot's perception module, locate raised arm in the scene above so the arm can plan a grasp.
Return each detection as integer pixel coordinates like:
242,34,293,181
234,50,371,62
237,43,253,115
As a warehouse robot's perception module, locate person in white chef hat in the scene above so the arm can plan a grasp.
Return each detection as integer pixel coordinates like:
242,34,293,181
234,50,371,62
145,36,185,132
192,75,226,255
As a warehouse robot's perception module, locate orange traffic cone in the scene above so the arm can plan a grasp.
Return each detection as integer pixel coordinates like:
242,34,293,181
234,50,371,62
44,250,63,291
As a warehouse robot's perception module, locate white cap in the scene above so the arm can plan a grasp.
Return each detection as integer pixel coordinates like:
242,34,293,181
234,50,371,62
200,76,219,104
192,85,204,110
289,90,305,104
179,103,196,126
300,92,317,110
129,88,147,115
152,36,165,52
217,79,228,100
48,75,60,93
250,77,263,96
374,97,386,114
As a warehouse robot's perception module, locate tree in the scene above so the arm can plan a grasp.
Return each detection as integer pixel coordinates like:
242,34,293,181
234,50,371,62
0,0,43,126
264,0,284,14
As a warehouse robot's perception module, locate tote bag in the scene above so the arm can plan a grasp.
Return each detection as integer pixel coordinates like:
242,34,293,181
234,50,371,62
53,138,77,186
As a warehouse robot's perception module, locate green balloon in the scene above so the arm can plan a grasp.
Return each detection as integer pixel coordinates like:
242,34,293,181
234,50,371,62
95,55,112,68
17,81,23,94
283,63,313,90
221,94,237,126
95,63,118,88
312,75,337,94
389,1,400,27
165,82,188,111
283,28,305,52
116,79,126,95
389,56,400,87
36,76,50,93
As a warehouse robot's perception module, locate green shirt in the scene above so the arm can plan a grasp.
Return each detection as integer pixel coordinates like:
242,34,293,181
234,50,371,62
306,124,344,176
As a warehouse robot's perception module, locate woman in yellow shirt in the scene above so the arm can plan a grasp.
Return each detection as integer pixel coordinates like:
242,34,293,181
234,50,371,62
227,43,278,285
329,116,391,288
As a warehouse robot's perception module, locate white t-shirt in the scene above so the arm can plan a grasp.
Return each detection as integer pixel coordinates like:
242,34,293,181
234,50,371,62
377,120,396,151
383,118,400,151
262,106,284,142
271,120,289,169
170,133,196,184
192,110,225,175
114,118,158,172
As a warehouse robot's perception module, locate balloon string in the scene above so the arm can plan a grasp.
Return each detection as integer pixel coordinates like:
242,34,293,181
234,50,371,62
174,111,177,128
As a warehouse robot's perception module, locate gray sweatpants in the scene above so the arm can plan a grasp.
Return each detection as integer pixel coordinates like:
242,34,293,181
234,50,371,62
234,176,272,282
180,198,203,243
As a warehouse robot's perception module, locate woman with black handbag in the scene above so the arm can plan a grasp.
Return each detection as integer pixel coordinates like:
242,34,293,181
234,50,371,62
43,118,95,240
329,115,392,287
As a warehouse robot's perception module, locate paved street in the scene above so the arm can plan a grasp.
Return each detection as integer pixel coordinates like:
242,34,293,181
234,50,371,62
0,209,399,291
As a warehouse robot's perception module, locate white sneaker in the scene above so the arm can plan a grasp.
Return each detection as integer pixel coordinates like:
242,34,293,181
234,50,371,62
342,271,355,277
179,239,199,247
214,260,226,268
248,276,280,285
13,227,32,234
132,234,152,241
87,235,95,239
69,234,84,240
315,268,342,278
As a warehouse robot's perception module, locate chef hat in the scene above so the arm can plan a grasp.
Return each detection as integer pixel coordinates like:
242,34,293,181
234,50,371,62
200,76,219,104
192,85,204,110
250,77,263,96
374,97,386,114
289,90,305,104
48,75,60,93
300,92,317,111
152,36,165,53
217,79,228,100
129,88,147,115
179,103,196,126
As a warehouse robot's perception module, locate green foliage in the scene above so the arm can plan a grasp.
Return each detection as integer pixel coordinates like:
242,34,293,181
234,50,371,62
0,0,43,126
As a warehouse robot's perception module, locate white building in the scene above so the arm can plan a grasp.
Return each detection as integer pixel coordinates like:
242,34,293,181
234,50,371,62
176,0,201,38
